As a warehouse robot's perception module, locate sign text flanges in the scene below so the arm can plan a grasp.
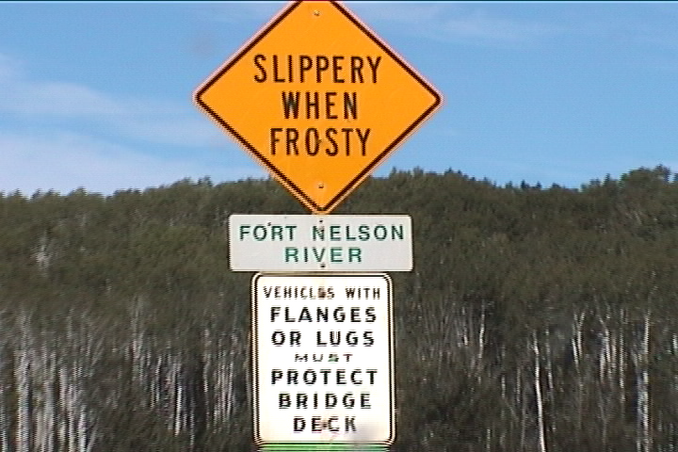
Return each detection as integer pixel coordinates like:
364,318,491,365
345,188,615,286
252,273,394,444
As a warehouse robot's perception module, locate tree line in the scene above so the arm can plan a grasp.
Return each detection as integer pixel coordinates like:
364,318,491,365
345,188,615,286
0,165,677,451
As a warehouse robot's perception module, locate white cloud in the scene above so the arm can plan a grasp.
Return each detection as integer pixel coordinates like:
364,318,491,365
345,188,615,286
2,79,126,117
0,53,265,194
0,53,222,147
0,130,263,196
348,2,565,46
440,10,561,44
204,2,561,46
0,54,126,118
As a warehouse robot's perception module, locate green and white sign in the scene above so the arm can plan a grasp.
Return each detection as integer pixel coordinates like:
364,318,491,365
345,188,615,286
229,215,412,272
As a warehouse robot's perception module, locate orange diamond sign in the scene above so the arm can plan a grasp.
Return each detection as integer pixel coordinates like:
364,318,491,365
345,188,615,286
194,0,442,213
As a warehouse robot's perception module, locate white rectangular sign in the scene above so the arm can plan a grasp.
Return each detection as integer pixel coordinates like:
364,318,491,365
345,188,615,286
252,274,394,445
229,215,412,271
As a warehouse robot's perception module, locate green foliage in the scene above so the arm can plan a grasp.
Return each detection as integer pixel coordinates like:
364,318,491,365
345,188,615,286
0,166,677,451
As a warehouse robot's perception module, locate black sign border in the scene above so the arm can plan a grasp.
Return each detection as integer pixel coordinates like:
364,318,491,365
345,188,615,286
194,0,442,213
250,272,395,446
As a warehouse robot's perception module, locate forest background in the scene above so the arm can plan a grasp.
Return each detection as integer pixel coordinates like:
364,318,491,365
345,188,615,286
0,165,677,451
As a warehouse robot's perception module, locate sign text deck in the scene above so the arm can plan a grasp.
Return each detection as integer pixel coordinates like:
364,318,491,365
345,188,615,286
252,273,393,445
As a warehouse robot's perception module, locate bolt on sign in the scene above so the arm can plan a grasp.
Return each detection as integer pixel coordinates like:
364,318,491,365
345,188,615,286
252,274,394,445
194,0,442,213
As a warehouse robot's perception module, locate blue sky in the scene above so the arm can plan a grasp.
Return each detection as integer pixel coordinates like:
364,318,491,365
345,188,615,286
1,1,678,196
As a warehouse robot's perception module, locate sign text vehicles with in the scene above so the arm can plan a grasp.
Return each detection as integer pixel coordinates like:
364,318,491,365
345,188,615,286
252,274,394,444
229,214,412,271
194,1,442,213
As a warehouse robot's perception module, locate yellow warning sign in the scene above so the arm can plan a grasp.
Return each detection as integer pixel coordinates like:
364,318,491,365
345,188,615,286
194,0,442,213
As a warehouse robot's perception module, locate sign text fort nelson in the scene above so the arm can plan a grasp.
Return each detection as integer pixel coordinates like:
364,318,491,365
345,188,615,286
229,215,412,272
